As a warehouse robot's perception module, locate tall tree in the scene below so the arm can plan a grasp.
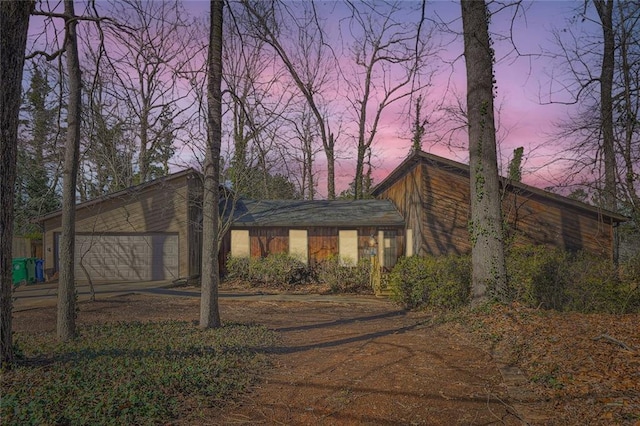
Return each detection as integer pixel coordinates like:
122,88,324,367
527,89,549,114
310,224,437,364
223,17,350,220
241,0,339,199
594,0,616,211
344,0,431,199
411,95,427,153
102,0,196,183
200,0,223,329
57,0,83,341
461,0,507,304
1,0,34,368
546,2,639,216
15,65,61,234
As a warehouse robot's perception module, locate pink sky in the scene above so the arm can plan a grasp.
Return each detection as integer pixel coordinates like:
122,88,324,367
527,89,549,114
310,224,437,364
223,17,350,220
24,1,596,198
341,0,593,196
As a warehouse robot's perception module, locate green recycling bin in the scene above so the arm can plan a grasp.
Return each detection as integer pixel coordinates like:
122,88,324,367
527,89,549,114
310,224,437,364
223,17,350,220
12,258,36,286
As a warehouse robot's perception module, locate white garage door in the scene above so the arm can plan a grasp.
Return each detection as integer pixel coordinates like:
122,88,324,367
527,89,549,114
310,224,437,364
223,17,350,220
71,234,179,282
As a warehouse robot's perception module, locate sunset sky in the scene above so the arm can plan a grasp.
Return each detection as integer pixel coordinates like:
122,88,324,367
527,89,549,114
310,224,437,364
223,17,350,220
355,0,596,193
25,1,600,198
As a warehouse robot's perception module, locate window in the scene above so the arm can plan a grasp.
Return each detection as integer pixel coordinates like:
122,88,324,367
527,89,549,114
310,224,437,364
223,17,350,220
289,229,308,264
230,230,250,258
338,230,358,266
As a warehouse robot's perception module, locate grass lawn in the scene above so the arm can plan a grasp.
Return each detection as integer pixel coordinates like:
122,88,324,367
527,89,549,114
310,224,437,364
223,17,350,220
1,321,277,425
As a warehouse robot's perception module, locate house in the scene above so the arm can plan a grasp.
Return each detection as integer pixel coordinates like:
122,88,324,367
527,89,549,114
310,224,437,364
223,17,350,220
372,150,628,260
37,149,626,284
37,169,203,282
222,199,406,271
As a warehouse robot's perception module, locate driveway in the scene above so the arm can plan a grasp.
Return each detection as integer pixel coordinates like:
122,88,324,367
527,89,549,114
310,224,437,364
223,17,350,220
12,280,384,312
12,280,173,311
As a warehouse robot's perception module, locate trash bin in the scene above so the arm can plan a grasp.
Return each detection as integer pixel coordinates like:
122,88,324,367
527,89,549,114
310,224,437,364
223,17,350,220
12,258,32,286
35,259,45,283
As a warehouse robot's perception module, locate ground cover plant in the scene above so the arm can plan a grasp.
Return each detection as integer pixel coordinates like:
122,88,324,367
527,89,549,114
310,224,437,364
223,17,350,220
1,321,277,425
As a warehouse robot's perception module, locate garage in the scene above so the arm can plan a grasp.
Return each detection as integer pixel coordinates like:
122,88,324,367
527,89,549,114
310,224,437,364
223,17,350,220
38,169,202,283
59,233,179,282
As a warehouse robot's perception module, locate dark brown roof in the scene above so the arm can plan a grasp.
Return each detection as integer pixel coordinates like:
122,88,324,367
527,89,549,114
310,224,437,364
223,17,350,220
371,150,628,223
230,199,405,227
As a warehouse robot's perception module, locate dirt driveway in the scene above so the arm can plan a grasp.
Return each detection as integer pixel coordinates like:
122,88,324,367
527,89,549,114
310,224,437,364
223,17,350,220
12,289,531,425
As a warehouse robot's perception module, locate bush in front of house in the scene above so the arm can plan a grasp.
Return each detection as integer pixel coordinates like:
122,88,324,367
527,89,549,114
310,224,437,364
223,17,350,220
226,253,311,288
388,255,471,309
563,251,640,314
506,245,640,314
505,245,570,310
315,255,372,294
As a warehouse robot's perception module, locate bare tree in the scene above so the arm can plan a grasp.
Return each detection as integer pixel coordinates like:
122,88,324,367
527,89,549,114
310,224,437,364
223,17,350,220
344,0,433,199
57,0,83,341
1,0,34,368
200,0,223,329
594,0,616,211
545,2,639,212
615,1,640,220
461,0,507,303
101,0,199,183
240,0,340,199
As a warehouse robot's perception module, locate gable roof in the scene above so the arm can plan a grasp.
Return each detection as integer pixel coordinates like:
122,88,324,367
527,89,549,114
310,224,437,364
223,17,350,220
34,168,202,223
229,199,405,228
372,150,628,223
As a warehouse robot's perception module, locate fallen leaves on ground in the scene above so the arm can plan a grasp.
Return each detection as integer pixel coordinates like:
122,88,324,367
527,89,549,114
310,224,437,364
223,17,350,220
450,303,640,425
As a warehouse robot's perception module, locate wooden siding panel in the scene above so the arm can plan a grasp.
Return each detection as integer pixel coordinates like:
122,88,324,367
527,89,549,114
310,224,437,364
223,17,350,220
377,157,615,258
376,164,423,256
503,191,612,257
308,227,338,264
250,228,288,258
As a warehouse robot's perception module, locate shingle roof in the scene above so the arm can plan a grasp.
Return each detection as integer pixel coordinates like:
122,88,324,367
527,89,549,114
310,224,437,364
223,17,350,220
230,199,405,227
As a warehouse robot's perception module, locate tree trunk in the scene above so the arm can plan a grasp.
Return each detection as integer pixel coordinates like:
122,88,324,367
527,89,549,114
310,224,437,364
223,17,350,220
57,0,82,341
0,0,33,368
461,0,507,304
200,0,223,329
594,0,617,211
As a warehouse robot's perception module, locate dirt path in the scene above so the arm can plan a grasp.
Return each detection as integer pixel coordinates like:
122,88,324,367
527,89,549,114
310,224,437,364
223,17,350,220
12,293,526,425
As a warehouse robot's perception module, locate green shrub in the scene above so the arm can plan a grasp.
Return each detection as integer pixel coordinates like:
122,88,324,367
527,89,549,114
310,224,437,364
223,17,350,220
505,245,569,309
315,255,372,294
506,245,640,314
226,256,251,281
618,253,640,312
226,253,310,288
564,252,635,314
388,255,470,309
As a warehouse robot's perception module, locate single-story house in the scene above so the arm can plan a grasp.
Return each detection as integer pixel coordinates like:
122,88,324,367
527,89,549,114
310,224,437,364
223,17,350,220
37,169,203,282
221,199,406,271
36,150,627,283
372,150,628,260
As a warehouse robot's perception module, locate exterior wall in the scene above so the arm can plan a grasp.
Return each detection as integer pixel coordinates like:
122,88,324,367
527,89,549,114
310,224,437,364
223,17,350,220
374,163,424,256
224,226,404,268
376,162,471,256
376,158,617,258
503,188,614,257
42,174,194,279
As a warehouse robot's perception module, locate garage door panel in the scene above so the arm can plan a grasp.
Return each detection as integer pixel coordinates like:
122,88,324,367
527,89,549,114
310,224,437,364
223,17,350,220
69,234,178,282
